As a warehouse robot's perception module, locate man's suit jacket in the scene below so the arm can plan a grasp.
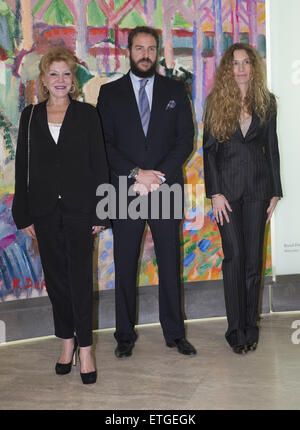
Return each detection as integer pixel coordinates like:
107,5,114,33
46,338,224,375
97,72,194,196
12,99,110,229
203,110,283,202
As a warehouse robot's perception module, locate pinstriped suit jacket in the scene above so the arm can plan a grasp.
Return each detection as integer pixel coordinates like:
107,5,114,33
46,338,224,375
203,111,283,202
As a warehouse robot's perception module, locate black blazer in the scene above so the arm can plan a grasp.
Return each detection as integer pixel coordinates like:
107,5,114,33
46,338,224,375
203,111,283,202
12,99,110,229
97,72,194,189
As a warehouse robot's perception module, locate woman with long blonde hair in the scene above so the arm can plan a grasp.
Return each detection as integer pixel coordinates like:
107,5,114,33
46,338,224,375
203,43,282,354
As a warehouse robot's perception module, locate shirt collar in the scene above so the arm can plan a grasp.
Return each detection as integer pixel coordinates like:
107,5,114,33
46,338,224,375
130,70,155,85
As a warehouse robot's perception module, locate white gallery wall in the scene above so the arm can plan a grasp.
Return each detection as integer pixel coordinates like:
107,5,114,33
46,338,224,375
267,0,300,275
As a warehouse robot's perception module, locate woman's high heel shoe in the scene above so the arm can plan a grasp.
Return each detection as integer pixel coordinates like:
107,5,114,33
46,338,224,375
78,349,97,385
232,345,247,355
246,342,258,352
55,337,78,375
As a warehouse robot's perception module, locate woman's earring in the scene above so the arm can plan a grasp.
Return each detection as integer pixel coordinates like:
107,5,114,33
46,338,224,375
69,83,75,94
43,84,49,96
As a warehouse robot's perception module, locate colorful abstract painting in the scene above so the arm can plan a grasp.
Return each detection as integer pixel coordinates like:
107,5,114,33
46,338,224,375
0,0,270,300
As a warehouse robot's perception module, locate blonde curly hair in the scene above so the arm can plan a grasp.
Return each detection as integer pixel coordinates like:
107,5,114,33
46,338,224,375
38,46,80,101
203,43,276,141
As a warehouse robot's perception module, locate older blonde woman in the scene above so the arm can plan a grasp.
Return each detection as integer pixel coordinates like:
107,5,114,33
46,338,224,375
203,43,282,354
12,47,109,383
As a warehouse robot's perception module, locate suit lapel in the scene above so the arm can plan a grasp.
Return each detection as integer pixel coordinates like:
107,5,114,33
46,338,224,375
56,99,73,146
245,112,260,140
34,100,54,145
146,73,164,141
123,73,146,139
37,98,73,146
124,72,165,140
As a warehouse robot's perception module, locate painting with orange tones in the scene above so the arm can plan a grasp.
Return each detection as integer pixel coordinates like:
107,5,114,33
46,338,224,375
0,0,269,301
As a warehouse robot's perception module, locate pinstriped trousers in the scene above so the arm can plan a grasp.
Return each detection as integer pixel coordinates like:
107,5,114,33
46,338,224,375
218,199,268,347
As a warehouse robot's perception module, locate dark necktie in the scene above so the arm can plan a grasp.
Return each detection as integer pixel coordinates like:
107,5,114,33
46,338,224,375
138,79,150,136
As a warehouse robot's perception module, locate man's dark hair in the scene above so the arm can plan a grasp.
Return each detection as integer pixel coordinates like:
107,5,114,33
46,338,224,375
128,26,160,51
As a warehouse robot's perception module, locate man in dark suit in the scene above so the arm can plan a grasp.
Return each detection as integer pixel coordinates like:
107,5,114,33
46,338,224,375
97,26,196,358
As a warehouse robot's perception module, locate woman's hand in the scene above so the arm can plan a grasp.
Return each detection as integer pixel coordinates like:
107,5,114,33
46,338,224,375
92,226,106,234
21,224,36,240
211,194,232,226
266,197,280,223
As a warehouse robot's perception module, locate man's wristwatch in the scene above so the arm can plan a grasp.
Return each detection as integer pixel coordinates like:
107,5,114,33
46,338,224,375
129,167,140,179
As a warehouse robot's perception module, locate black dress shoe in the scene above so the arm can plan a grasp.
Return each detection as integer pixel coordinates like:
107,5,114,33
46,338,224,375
166,338,197,355
55,337,78,375
78,350,97,385
232,345,247,355
115,341,134,358
80,370,97,385
246,342,257,352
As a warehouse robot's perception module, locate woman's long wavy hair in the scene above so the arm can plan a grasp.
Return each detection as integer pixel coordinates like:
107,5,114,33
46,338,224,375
203,43,276,141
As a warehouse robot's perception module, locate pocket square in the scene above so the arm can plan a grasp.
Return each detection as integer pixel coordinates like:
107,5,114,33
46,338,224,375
166,100,176,110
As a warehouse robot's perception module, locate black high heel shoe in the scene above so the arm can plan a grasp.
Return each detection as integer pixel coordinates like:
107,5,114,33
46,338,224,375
78,349,97,385
55,337,78,375
232,345,247,355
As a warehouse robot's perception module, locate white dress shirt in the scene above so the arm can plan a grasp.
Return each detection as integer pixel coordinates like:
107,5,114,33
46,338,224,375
129,71,154,110
48,122,61,144
48,122,62,198
129,71,165,183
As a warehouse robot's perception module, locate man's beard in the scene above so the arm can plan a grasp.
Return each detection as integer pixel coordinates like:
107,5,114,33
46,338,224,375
130,55,157,78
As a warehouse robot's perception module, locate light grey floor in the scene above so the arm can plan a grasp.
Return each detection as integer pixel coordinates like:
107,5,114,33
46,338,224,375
1,313,300,410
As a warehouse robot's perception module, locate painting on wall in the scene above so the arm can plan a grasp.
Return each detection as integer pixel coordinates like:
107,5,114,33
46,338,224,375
0,0,270,301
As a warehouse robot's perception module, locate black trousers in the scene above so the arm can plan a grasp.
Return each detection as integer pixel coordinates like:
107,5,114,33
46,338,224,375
218,199,268,347
112,218,185,344
34,201,94,347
